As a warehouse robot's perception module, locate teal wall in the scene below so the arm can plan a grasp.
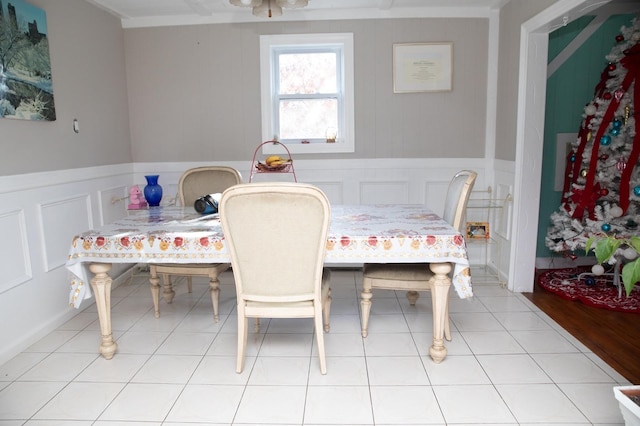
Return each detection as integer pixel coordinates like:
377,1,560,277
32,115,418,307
537,14,637,258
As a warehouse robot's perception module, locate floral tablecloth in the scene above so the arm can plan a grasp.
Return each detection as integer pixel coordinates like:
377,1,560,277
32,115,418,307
66,205,472,307
328,205,471,298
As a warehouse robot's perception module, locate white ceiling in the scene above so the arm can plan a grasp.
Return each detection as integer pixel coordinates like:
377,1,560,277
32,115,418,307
85,0,507,28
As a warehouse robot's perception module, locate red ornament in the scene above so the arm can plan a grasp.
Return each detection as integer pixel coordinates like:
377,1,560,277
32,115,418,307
600,188,609,196
616,34,624,42
608,63,616,71
600,154,609,161
603,92,612,100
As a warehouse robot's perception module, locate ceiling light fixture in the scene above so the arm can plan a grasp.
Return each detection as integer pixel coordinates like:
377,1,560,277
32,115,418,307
230,0,308,18
229,0,261,7
276,0,308,8
253,0,282,18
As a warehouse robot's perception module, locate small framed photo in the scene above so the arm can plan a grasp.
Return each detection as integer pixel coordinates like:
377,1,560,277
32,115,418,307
393,42,453,93
467,221,490,239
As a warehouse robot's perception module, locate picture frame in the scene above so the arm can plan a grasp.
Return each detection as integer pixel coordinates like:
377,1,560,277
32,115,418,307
0,0,55,121
393,42,453,93
467,221,490,239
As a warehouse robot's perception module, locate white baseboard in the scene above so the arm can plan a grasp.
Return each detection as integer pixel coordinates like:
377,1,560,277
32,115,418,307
535,256,596,270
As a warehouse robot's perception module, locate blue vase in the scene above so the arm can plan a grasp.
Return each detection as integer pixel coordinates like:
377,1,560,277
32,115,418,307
143,175,163,207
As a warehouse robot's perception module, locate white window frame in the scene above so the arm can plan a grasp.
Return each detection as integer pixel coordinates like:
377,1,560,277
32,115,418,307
259,33,355,154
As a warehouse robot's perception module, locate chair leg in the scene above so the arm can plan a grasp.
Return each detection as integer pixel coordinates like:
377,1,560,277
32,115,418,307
149,266,161,318
187,276,193,293
406,290,420,305
237,311,248,374
254,318,260,332
360,278,373,337
208,276,221,323
314,310,327,375
323,288,332,332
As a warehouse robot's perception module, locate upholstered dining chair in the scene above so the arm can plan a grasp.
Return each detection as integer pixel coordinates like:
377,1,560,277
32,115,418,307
149,166,243,322
219,182,332,374
360,169,477,339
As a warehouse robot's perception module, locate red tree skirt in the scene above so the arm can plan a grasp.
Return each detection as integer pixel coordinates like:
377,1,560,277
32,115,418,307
537,266,640,314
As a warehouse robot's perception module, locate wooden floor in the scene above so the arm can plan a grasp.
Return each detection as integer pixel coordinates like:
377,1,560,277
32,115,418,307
524,272,640,384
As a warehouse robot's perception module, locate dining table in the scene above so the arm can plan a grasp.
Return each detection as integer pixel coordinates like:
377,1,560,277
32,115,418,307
66,204,473,363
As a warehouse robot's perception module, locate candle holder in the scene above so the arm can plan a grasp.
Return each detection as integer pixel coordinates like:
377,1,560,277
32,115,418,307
325,127,337,143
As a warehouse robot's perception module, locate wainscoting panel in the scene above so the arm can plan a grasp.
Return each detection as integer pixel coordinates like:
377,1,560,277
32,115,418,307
309,181,345,205
494,159,516,289
424,179,451,219
495,183,513,240
40,196,92,272
360,181,410,204
99,185,130,226
0,209,31,294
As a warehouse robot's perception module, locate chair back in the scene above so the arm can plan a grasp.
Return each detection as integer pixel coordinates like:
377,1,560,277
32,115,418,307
220,182,331,302
178,166,243,207
442,170,477,231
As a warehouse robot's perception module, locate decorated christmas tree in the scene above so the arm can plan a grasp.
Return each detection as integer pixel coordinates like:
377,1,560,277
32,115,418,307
545,18,640,270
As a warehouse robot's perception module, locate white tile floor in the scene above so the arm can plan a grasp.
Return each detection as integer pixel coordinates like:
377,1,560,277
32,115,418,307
0,268,631,425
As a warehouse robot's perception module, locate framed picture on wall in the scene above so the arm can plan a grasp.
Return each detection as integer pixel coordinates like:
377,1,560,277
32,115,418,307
393,42,453,93
0,0,56,121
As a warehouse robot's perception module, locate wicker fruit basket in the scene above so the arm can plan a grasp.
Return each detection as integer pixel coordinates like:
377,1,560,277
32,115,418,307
255,161,292,172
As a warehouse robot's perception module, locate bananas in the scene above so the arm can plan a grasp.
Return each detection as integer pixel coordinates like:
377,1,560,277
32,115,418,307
265,155,281,166
264,155,292,166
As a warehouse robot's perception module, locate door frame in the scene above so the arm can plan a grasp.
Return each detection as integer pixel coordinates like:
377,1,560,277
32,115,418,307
510,0,610,292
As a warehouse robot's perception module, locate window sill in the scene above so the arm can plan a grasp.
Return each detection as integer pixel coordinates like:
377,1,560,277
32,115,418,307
261,141,354,155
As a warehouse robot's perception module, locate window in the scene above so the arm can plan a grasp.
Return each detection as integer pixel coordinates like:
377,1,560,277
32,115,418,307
260,33,354,154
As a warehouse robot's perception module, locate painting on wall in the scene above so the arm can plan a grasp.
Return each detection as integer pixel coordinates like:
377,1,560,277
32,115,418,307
0,0,55,121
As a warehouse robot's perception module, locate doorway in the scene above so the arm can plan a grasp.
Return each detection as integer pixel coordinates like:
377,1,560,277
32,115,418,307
510,0,615,292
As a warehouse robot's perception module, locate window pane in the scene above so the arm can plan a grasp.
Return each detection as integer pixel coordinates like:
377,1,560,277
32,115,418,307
278,52,337,94
279,99,338,139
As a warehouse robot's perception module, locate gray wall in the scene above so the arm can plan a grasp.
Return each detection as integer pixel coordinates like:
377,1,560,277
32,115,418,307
495,0,558,162
0,0,132,177
1,4,491,174
124,18,489,162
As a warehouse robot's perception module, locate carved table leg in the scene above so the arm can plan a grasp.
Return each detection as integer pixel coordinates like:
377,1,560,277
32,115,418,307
360,281,372,337
428,262,452,363
149,265,161,318
209,275,221,323
89,263,117,360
